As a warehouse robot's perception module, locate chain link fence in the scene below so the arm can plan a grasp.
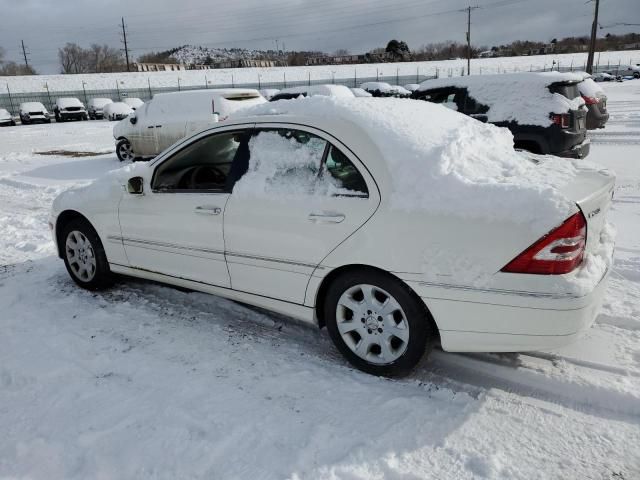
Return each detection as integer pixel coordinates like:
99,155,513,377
1,58,637,116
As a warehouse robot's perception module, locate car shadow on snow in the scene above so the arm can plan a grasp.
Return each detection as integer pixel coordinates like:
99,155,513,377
20,154,120,182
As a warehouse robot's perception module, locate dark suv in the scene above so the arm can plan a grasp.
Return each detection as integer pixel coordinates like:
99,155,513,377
412,73,590,159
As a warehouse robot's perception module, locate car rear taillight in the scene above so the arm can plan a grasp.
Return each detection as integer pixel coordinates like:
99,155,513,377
501,212,587,275
550,113,570,128
582,95,600,105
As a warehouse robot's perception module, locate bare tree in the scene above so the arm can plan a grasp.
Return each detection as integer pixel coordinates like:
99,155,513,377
59,43,125,73
0,61,36,75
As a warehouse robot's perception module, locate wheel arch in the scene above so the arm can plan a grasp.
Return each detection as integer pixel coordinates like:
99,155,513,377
313,263,440,338
55,210,94,258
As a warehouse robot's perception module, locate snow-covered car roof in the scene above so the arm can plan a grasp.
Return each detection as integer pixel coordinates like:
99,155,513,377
404,83,420,92
104,102,134,116
19,102,47,111
232,96,579,229
349,88,372,97
89,98,113,108
259,89,280,99
416,72,586,126
123,97,144,108
359,82,395,93
390,85,411,95
56,97,85,108
276,84,354,98
578,77,605,99
154,88,262,102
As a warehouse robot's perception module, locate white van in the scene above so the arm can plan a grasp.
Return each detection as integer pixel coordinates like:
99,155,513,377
113,89,265,161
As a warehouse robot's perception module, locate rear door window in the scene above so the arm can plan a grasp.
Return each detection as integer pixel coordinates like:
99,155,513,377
549,82,580,100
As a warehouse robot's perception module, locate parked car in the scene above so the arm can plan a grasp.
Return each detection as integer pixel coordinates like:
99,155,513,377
269,85,354,101
123,97,144,110
0,108,16,126
19,102,51,124
113,88,265,161
349,87,372,97
104,102,134,121
577,76,609,129
51,97,614,377
259,89,280,100
87,98,113,120
403,83,420,92
593,72,618,82
604,65,640,79
412,72,591,158
360,82,410,97
54,98,88,122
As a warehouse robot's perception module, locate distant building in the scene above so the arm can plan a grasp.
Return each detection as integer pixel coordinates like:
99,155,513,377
478,50,496,58
623,42,640,50
305,51,394,66
211,59,287,69
134,63,186,72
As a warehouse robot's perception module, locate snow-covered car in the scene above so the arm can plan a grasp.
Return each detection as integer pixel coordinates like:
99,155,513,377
19,102,51,124
593,72,618,82
122,97,144,110
54,98,88,122
104,102,134,121
403,83,420,92
259,89,280,100
359,82,410,98
349,87,372,97
577,76,609,129
87,98,113,120
50,96,615,377
413,72,591,158
0,108,15,126
269,85,354,101
113,89,265,162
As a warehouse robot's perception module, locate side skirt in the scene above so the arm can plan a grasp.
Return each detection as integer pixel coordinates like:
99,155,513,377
109,263,318,326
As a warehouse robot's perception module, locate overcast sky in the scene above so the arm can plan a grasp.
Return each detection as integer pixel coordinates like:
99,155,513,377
1,0,638,73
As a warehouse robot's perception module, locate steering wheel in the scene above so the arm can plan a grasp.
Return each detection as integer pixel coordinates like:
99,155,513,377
188,165,226,189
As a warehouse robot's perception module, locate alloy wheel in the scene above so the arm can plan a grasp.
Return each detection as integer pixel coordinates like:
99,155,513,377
336,284,410,364
65,230,97,282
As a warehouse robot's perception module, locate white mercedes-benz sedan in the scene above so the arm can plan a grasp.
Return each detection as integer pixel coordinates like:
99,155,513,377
50,96,615,376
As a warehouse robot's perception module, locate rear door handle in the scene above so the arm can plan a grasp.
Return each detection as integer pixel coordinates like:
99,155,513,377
308,212,345,224
195,206,221,215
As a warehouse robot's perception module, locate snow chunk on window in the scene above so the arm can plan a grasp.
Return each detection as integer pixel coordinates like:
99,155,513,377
232,131,348,197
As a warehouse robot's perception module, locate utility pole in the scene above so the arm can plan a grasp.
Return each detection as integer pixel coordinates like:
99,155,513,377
21,40,30,69
464,6,479,76
586,0,600,74
121,17,131,72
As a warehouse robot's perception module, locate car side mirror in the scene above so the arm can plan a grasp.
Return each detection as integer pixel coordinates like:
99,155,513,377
130,116,137,125
127,176,144,195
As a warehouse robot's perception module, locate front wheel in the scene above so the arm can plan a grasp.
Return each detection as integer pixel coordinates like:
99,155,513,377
116,139,135,162
61,218,112,290
324,270,435,377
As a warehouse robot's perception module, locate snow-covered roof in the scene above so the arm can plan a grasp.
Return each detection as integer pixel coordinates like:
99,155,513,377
89,98,113,108
123,97,144,108
277,84,354,98
349,88,372,97
404,83,420,92
235,96,579,228
19,102,47,112
416,72,586,126
56,97,85,108
104,102,134,116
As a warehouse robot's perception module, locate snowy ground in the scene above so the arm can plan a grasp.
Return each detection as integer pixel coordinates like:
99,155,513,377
1,82,640,479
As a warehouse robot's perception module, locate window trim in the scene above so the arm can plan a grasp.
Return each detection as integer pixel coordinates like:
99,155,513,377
150,126,254,194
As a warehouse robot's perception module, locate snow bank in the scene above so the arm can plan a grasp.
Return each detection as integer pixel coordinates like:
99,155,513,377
237,96,580,229
417,72,587,126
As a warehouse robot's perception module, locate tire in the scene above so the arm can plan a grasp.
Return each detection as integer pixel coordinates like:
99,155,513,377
324,269,435,377
116,138,135,162
634,72,640,79
61,217,112,290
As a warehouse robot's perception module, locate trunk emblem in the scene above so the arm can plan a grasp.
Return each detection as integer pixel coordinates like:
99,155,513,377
587,207,601,219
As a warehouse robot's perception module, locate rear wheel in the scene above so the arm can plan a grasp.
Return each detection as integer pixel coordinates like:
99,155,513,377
61,218,112,290
324,270,435,377
116,139,135,162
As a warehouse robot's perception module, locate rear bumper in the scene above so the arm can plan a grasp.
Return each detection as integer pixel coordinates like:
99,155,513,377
558,137,591,159
409,265,609,353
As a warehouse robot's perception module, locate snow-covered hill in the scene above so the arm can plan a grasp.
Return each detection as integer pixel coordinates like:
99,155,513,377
169,45,286,65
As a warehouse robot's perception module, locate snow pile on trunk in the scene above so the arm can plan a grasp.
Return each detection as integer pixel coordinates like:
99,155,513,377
578,77,605,98
416,72,586,126
238,96,580,230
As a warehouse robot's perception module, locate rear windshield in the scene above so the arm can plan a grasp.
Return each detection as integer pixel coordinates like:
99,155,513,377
223,95,262,101
270,92,307,102
548,82,580,100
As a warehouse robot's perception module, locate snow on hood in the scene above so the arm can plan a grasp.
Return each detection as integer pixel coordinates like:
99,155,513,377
0,109,11,120
235,96,581,230
417,72,587,126
56,98,85,109
20,102,47,113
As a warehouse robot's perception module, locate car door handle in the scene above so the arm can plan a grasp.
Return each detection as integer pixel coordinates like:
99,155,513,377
308,212,345,224
195,206,222,215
